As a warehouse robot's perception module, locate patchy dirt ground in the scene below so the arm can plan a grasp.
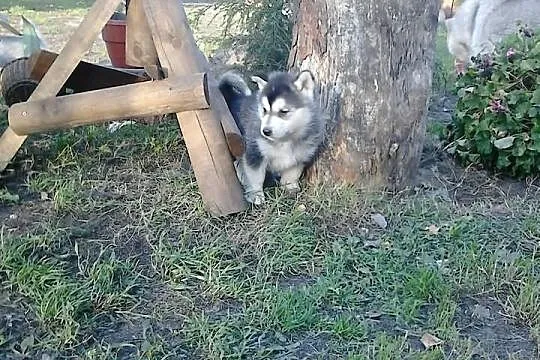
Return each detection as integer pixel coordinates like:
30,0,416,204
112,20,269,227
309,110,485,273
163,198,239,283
454,296,538,359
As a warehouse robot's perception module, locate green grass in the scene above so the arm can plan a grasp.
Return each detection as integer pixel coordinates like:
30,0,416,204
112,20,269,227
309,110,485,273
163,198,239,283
0,0,95,11
0,230,141,347
2,119,539,357
0,1,539,359
432,27,456,94
0,188,20,204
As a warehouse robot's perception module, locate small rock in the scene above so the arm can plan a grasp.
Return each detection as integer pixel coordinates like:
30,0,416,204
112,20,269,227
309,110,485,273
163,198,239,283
40,192,49,201
371,213,387,229
472,304,491,321
9,214,17,220
276,332,287,343
363,239,382,249
365,310,382,319
297,204,306,212
381,240,392,249
425,224,440,235
420,333,443,349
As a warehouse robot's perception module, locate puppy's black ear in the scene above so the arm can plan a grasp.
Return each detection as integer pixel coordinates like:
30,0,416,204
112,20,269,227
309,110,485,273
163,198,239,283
251,76,267,90
294,70,315,99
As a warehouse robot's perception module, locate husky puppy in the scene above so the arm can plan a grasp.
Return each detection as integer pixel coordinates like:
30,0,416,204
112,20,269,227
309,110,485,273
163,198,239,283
218,70,325,205
443,0,540,71
0,15,47,68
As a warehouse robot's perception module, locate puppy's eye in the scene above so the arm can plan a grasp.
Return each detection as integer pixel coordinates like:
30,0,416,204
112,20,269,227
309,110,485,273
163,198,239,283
263,108,269,114
279,109,290,115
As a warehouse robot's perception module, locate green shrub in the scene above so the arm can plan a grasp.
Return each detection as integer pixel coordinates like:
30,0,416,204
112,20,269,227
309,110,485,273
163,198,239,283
447,25,540,178
432,28,456,94
209,0,293,74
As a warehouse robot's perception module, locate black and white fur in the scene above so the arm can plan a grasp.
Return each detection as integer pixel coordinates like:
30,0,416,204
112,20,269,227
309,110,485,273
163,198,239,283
218,70,325,205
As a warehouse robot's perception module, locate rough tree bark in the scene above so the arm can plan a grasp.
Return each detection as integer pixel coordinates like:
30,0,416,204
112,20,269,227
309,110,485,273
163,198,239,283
288,0,440,191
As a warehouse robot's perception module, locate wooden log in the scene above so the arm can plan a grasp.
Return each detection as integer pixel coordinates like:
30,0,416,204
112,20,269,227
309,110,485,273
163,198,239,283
144,0,247,216
144,1,244,158
27,49,149,93
126,0,163,124
9,73,209,135
126,0,159,67
0,0,123,172
206,82,245,157
0,50,148,107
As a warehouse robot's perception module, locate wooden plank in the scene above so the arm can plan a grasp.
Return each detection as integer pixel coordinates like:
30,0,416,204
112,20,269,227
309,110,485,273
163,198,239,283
0,0,123,172
0,128,26,172
144,0,247,216
10,73,209,135
143,64,164,80
126,0,159,67
27,49,148,94
143,1,244,157
126,0,163,124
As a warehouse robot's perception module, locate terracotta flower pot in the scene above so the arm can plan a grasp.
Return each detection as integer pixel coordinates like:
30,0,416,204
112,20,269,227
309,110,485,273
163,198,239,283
102,12,141,68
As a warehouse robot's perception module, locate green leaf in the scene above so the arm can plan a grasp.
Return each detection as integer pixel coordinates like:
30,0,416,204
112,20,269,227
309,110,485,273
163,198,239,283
532,125,540,138
496,153,512,169
493,136,515,149
468,153,481,163
530,42,540,57
520,59,538,72
528,141,540,152
512,138,527,157
507,90,524,105
475,132,492,155
515,101,531,119
516,156,533,173
532,89,540,105
478,119,490,132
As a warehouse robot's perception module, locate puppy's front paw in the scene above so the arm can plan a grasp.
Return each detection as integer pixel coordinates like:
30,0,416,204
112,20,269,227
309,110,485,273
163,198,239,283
283,182,301,194
245,191,265,205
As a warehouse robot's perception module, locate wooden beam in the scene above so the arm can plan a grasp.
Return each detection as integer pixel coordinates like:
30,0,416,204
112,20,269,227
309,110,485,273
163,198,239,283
0,0,123,172
126,0,159,68
144,1,244,157
27,49,149,94
126,0,163,125
144,0,247,216
9,73,209,135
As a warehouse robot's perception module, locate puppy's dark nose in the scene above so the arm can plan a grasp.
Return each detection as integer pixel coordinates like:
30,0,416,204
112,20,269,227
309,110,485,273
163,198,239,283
262,128,272,137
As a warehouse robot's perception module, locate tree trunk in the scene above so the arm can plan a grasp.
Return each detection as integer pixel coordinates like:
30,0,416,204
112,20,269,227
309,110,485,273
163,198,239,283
288,0,440,191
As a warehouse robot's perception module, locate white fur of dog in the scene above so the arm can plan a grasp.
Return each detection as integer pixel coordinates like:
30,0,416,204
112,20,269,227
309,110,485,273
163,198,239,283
443,0,540,70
